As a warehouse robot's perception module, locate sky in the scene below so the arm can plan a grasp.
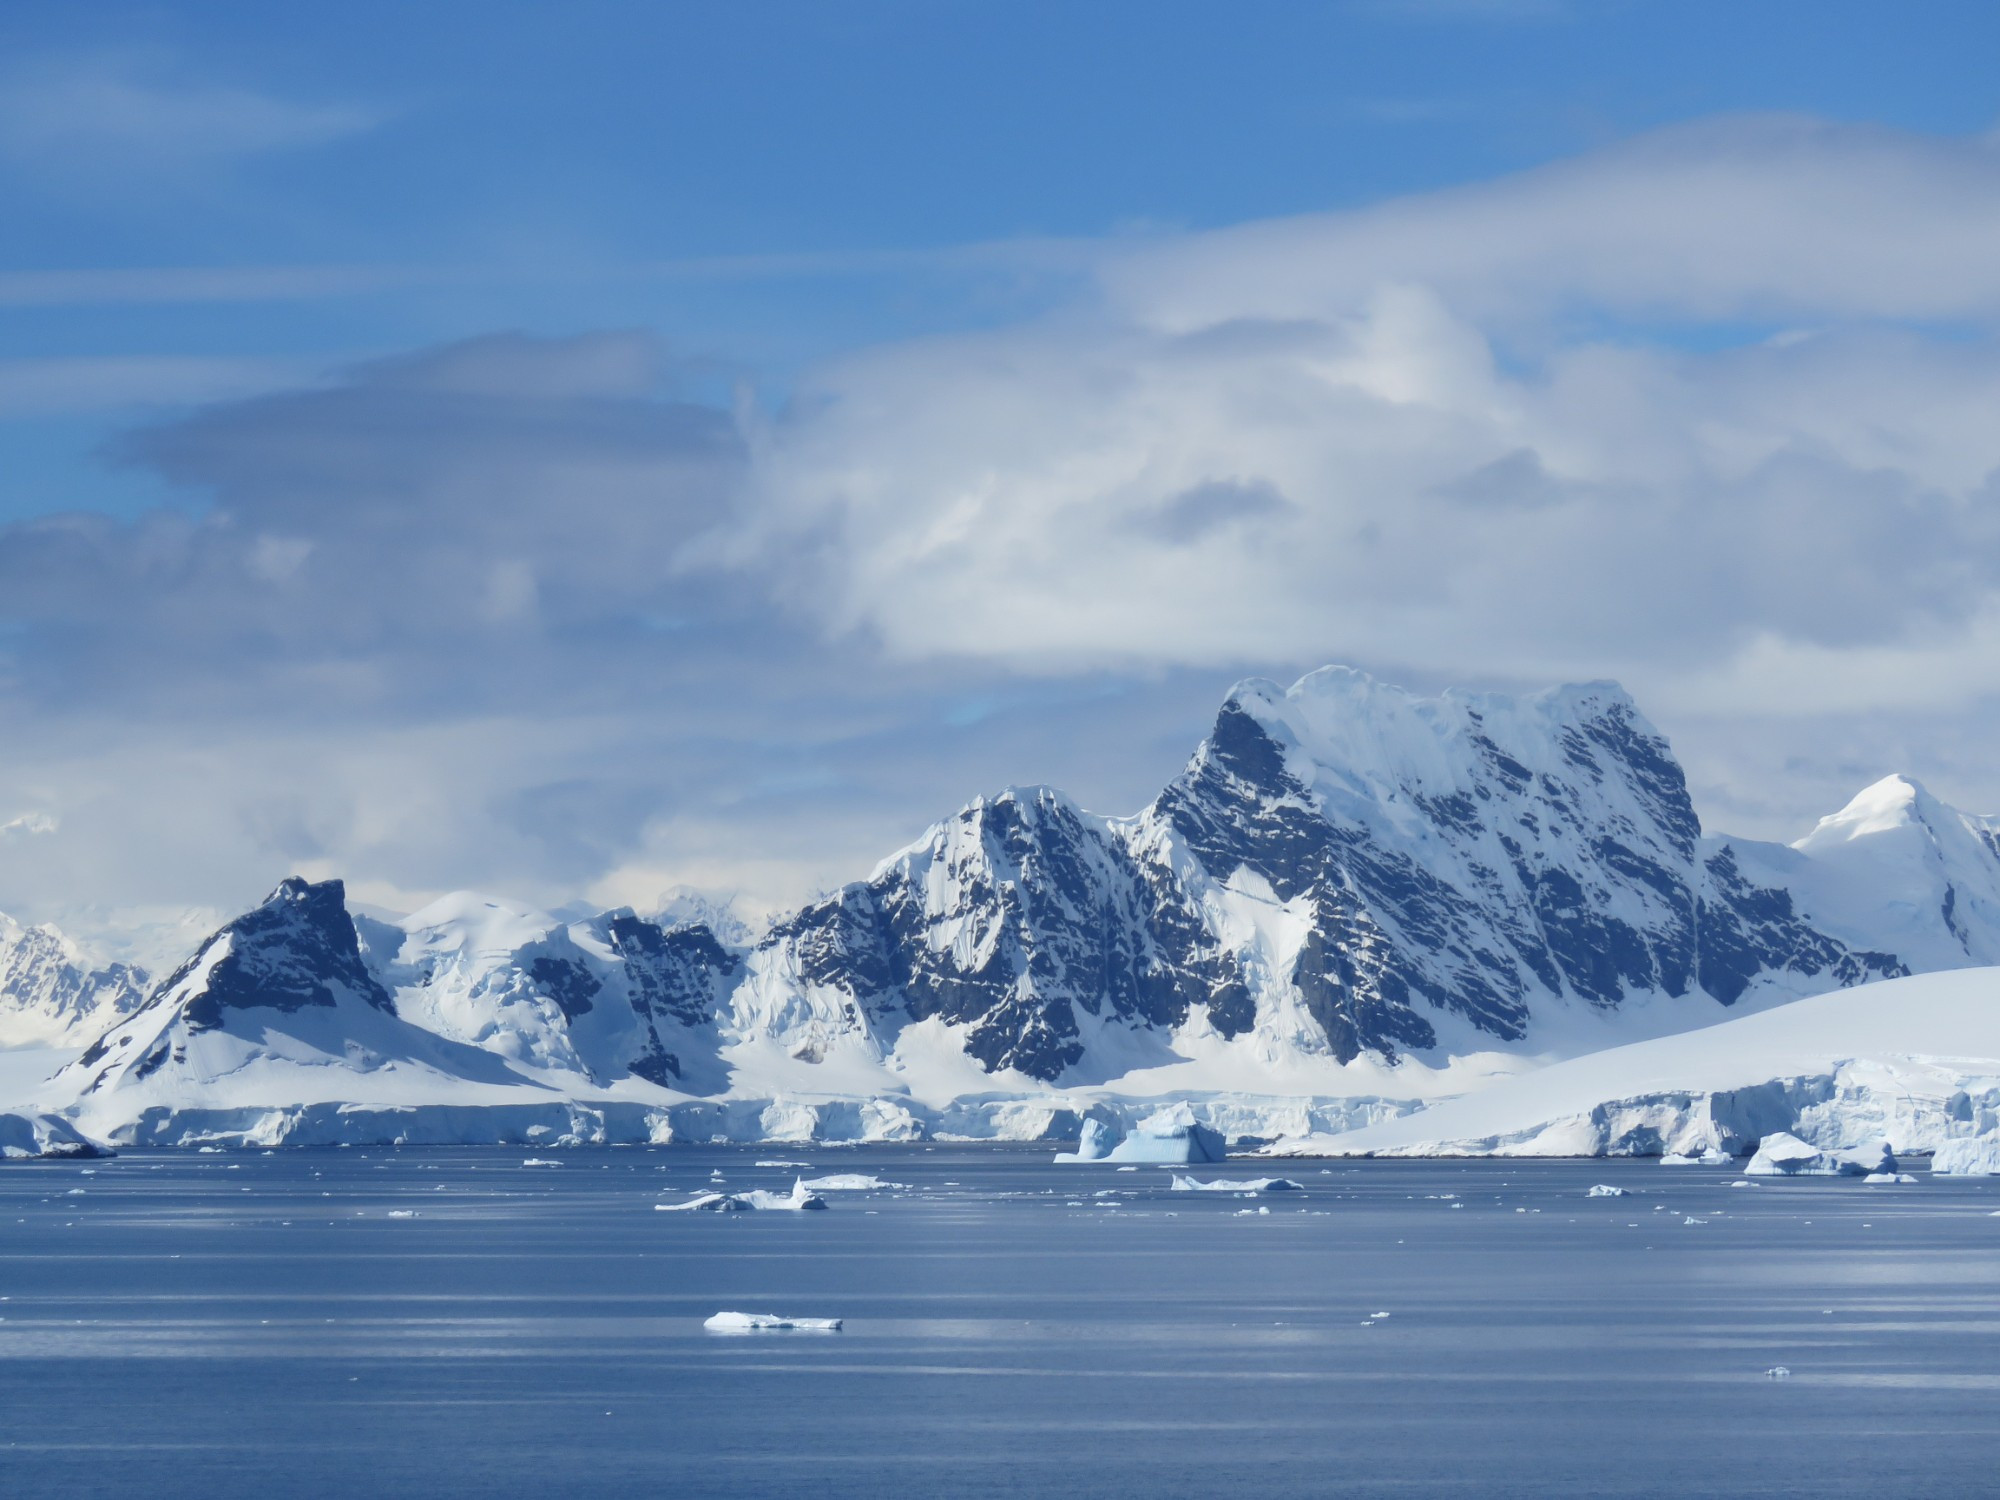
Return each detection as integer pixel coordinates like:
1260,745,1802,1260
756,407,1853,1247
4,0,2000,959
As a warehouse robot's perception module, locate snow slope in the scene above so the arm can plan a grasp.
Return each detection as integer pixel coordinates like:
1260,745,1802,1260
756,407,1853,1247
1267,967,2000,1159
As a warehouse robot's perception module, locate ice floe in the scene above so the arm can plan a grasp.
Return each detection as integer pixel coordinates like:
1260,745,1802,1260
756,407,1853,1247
659,1179,830,1212
1744,1133,1894,1177
703,1311,842,1332
1170,1175,1304,1194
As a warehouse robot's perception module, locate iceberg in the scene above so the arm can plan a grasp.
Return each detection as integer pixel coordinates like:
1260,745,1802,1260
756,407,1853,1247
797,1173,902,1191
1586,1184,1628,1198
656,1192,749,1213
1931,1137,2000,1175
659,1179,830,1212
703,1311,842,1333
1744,1132,1892,1177
1057,1104,1226,1165
0,1110,110,1160
739,1180,830,1211
1170,1175,1303,1194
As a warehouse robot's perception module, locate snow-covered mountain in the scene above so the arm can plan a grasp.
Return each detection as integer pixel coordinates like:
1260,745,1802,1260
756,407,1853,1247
0,912,148,1047
10,664,2000,1149
733,669,1905,1090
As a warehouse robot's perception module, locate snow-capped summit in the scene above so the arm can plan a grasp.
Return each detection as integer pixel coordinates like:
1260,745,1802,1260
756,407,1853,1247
56,877,510,1108
0,912,148,1047
1726,773,2000,972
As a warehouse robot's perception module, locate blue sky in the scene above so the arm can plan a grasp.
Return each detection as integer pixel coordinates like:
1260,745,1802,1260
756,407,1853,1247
4,1,2000,947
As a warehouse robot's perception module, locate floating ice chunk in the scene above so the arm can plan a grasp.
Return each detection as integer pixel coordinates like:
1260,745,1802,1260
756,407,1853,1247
1765,1366,1791,1379
1586,1185,1628,1198
1059,1104,1226,1164
659,1182,831,1212
737,1180,830,1211
755,1161,809,1168
1744,1133,1892,1177
1863,1172,1919,1184
797,1174,904,1191
703,1311,842,1333
1171,1175,1304,1194
1931,1138,2000,1176
1683,1216,1707,1225
386,1210,417,1219
1661,1148,1735,1166
656,1192,750,1212
521,1158,563,1168
0,1112,111,1161
1053,1117,1119,1164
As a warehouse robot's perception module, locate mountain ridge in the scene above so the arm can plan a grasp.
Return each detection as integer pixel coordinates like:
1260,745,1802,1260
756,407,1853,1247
6,665,1999,1146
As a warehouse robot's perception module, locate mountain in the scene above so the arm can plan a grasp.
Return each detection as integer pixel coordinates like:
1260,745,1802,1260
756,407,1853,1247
57,878,534,1115
365,891,738,1094
1721,773,2000,974
735,669,1904,1089
0,912,149,1047
11,664,2000,1149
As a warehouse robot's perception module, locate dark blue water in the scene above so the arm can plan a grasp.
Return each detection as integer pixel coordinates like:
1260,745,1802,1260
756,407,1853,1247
3,1146,1997,1498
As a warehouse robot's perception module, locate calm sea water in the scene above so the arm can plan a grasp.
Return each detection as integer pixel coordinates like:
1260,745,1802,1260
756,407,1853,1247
2,1145,1997,1498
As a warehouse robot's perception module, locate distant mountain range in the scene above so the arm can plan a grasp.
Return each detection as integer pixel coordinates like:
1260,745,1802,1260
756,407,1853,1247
8,665,2000,1148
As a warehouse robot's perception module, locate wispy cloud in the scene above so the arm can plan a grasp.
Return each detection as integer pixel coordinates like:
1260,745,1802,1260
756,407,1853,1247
0,52,385,173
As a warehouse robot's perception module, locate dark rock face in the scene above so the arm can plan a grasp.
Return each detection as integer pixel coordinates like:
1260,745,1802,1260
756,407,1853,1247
760,787,1253,1080
601,914,739,1086
169,878,393,1031
1696,847,1904,1004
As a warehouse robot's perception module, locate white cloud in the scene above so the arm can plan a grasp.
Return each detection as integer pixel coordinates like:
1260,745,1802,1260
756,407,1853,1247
729,116,2000,725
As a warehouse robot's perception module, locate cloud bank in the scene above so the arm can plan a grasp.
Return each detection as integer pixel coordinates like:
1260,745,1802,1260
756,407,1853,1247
735,116,2000,723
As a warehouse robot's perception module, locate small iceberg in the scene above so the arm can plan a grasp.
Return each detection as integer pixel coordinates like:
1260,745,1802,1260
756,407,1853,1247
0,1112,112,1161
1055,1104,1226,1165
1745,1133,1892,1177
1931,1138,2000,1176
1863,1172,1919,1184
522,1158,563,1168
1586,1184,1628,1198
797,1174,904,1191
658,1180,830,1213
1171,1175,1304,1194
755,1160,809,1168
656,1192,749,1213
703,1311,842,1333
740,1180,831,1211
1661,1148,1734,1166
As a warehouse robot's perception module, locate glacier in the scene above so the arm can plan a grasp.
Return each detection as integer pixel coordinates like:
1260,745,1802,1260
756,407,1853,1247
4,664,2000,1154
